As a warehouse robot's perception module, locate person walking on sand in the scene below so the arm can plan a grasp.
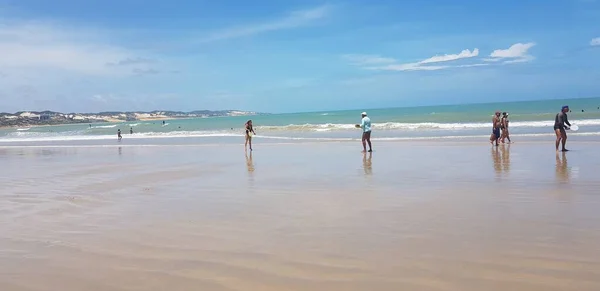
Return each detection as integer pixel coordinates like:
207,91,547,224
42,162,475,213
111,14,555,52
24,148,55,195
357,112,372,152
117,129,122,141
501,112,511,144
554,105,572,152
490,111,501,146
244,120,256,151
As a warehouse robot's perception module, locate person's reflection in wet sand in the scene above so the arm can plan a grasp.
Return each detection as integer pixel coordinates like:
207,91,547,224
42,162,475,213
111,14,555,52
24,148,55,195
491,146,501,175
500,144,510,174
362,151,372,176
245,149,255,180
118,147,122,156
555,151,570,184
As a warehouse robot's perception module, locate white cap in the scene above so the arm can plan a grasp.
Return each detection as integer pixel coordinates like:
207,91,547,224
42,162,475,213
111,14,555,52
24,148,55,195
361,112,367,116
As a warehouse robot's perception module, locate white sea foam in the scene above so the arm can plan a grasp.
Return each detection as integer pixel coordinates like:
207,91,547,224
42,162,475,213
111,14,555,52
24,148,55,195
1,129,600,143
2,117,600,143
256,119,600,131
91,125,118,129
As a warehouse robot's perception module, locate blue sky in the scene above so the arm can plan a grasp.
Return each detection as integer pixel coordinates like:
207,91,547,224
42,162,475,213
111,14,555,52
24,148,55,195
0,0,599,113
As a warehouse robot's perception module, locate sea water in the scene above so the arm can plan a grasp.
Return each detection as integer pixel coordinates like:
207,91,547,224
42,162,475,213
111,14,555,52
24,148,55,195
2,97,600,145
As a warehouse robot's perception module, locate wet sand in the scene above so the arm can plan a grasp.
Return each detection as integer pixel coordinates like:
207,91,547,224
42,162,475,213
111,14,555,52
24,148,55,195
1,141,600,291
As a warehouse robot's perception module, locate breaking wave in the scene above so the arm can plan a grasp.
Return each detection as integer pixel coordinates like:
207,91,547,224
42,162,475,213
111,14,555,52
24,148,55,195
255,119,600,131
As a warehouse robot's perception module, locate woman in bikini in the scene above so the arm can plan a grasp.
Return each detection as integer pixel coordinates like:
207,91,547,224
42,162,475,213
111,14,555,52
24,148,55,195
244,120,256,151
501,112,511,143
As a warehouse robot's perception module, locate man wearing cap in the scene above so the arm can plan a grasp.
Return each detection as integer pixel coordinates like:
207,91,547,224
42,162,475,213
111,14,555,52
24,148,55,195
490,111,502,146
358,112,372,152
554,106,572,152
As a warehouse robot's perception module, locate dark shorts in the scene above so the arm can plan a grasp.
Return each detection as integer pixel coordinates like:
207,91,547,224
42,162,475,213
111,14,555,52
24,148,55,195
492,128,500,138
554,127,566,135
362,131,371,139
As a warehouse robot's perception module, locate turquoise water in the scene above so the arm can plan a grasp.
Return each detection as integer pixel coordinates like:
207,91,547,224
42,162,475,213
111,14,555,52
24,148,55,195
2,97,600,144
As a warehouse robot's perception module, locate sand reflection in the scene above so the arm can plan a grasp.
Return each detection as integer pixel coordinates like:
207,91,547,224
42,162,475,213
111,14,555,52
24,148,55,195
2,143,600,291
501,144,510,173
245,150,255,173
492,146,501,175
492,145,510,176
362,152,372,175
555,151,570,184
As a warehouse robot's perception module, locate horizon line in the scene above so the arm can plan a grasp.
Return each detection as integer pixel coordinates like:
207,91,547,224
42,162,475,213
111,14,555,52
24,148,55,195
2,96,599,116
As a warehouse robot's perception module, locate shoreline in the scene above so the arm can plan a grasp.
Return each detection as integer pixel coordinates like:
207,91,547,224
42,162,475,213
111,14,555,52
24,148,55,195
2,138,600,148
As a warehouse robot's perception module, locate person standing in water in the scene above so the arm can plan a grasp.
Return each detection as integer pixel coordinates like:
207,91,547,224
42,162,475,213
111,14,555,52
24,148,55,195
244,120,256,151
554,105,571,152
490,111,501,146
501,112,511,144
357,112,372,152
130,127,134,134
117,129,122,141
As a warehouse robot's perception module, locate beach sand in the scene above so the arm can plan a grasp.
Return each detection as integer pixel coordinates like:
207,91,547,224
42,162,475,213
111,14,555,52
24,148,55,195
1,141,600,291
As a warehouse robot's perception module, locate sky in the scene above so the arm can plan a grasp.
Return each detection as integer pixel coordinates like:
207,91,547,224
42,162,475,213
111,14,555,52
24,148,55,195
0,0,599,113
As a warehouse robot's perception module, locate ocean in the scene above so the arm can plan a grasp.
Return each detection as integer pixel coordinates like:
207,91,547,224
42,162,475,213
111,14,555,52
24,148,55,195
2,97,600,145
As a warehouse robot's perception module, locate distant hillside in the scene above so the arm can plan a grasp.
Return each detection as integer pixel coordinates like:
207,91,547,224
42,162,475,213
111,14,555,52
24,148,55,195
0,110,266,128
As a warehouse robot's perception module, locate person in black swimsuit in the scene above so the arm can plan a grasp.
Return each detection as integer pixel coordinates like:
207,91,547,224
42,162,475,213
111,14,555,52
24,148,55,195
554,106,571,152
501,112,511,143
244,120,256,151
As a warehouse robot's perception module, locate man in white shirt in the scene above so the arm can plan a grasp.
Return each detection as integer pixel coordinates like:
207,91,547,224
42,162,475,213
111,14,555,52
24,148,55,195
359,112,372,152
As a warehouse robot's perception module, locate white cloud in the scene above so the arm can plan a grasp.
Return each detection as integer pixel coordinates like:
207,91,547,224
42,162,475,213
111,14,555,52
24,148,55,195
360,48,479,71
374,63,448,71
456,63,489,68
486,42,535,64
200,5,331,42
419,48,479,64
132,68,161,75
342,54,397,65
107,57,157,66
0,21,155,76
503,56,534,64
591,37,600,46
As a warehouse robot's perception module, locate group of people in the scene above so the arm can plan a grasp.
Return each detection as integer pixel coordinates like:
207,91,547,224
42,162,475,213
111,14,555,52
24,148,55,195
244,112,373,152
111,106,577,154
490,105,574,152
116,127,134,141
490,111,511,146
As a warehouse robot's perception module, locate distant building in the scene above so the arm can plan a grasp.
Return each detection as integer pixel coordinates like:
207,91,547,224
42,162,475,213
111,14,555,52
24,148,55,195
40,113,51,121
